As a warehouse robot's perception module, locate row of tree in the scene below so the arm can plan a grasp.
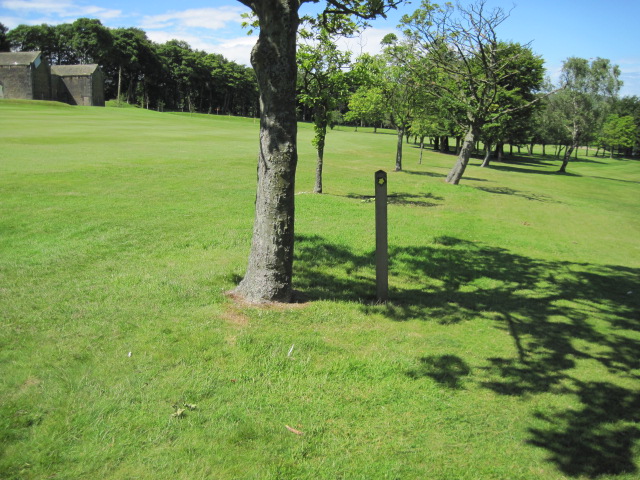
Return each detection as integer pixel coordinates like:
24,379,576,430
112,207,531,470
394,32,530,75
0,19,259,116
296,1,639,191
3,14,638,177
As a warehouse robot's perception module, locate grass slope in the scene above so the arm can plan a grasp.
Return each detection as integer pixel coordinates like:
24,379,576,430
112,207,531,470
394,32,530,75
1,100,639,479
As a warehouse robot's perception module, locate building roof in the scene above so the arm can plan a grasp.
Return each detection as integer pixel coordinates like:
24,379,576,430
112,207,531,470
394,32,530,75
0,51,42,66
51,64,100,76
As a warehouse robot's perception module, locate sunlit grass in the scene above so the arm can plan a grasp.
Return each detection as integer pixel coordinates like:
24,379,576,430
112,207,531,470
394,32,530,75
1,100,639,479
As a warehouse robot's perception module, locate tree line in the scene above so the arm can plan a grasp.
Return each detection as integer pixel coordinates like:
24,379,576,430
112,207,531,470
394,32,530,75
2,13,638,173
0,19,259,116
296,1,640,189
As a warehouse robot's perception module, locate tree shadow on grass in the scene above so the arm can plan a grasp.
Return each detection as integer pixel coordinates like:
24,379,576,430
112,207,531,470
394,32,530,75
294,233,640,477
402,169,489,182
474,186,559,203
488,163,582,176
499,157,557,167
586,175,640,185
406,355,471,389
346,192,444,208
527,381,640,478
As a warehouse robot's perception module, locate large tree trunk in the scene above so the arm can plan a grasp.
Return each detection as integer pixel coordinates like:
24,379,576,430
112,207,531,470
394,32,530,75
395,126,404,171
446,124,478,184
233,1,299,303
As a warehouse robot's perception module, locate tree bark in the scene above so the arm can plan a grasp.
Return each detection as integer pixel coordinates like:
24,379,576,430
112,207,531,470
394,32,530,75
559,125,580,173
117,66,122,105
481,142,491,167
233,1,299,303
395,127,404,171
446,124,478,184
440,136,449,153
558,144,574,172
314,124,326,194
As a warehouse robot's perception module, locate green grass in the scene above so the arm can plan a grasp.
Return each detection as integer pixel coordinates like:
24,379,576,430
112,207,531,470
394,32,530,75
1,99,639,479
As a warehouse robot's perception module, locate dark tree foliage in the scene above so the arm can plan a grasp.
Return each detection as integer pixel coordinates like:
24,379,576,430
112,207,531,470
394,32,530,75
4,21,258,115
0,22,10,52
612,96,640,156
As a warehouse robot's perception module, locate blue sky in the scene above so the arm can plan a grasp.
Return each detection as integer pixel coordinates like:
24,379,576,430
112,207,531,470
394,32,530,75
2,0,639,96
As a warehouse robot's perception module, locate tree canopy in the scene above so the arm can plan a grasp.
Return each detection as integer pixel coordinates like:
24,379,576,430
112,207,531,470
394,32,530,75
4,19,259,116
398,0,545,184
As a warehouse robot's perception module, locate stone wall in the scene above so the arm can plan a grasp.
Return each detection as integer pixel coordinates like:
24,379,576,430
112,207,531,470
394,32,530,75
0,56,50,100
0,64,34,99
32,58,51,100
51,66,105,106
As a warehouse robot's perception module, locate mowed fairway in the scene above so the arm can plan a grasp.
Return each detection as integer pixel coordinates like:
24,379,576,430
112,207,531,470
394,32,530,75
1,99,639,479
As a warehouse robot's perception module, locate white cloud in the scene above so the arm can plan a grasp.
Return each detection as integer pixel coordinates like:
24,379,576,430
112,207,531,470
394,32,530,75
0,15,26,28
145,28,256,66
1,0,122,22
616,58,640,97
214,35,256,65
140,7,246,32
139,6,255,63
2,0,73,15
336,27,396,57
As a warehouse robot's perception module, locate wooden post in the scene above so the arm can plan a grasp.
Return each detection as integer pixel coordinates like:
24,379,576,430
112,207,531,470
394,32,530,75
375,170,388,302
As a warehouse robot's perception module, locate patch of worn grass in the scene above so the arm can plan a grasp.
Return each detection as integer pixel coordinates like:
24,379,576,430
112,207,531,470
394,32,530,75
1,100,639,479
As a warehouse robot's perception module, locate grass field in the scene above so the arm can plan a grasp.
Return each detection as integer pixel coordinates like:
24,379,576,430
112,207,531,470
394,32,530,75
1,99,639,479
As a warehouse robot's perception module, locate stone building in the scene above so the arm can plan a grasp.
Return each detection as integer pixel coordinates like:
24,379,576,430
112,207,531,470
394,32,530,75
0,51,51,100
51,64,105,106
0,51,105,106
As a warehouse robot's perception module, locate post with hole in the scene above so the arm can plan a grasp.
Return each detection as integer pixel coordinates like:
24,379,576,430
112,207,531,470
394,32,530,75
375,170,388,302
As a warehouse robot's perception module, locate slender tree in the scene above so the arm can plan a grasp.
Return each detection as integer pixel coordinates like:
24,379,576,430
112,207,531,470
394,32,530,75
379,34,423,171
297,27,352,193
555,57,622,172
